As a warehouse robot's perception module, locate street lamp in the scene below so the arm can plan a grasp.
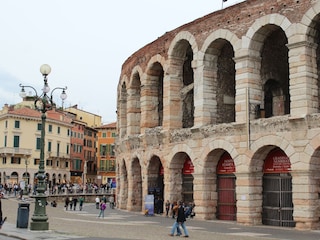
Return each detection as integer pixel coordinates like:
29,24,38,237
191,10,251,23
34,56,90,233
83,160,87,194
19,64,67,231
24,158,30,195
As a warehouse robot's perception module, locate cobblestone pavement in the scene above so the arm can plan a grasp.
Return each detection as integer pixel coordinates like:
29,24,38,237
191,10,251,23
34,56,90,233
1,195,320,240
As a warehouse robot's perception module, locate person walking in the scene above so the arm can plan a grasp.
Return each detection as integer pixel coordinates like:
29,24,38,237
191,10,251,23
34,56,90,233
79,196,84,211
165,200,171,217
72,197,78,211
169,201,189,237
97,201,106,218
95,196,100,209
65,197,70,211
0,192,3,229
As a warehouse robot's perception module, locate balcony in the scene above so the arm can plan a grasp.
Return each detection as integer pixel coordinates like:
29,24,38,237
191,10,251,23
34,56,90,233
0,147,32,156
47,151,70,159
99,166,116,172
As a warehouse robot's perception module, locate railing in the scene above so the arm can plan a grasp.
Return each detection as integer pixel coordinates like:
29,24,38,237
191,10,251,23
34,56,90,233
47,151,70,158
0,147,32,156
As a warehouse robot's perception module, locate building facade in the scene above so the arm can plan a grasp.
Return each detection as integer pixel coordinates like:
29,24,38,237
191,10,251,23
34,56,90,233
95,122,116,187
116,0,320,230
0,104,72,189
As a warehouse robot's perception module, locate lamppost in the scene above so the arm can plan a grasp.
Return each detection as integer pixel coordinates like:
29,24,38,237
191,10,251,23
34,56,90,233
19,64,67,231
83,160,87,194
24,158,30,195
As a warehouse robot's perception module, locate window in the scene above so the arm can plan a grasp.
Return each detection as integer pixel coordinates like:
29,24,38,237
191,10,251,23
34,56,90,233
57,143,60,157
14,120,20,129
112,132,116,137
57,126,60,134
100,144,107,156
110,144,115,156
4,135,7,147
11,157,21,164
34,158,40,165
65,161,69,168
67,129,71,136
36,137,41,150
56,160,59,167
46,159,53,166
48,141,52,152
37,123,42,131
5,120,8,129
48,125,52,132
13,136,20,148
66,144,69,154
2,157,6,164
102,132,107,138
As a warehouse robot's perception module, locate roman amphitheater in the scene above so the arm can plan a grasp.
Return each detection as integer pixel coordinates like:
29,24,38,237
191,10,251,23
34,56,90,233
116,0,320,230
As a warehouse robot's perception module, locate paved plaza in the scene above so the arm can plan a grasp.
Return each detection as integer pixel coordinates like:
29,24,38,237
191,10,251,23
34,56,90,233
1,195,320,240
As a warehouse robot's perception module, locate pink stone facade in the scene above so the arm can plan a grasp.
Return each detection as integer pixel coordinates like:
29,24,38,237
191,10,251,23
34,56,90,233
116,0,320,230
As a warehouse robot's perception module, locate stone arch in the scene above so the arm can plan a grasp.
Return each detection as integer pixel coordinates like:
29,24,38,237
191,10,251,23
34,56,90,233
118,76,128,138
127,67,143,135
143,55,167,128
118,158,128,209
146,154,165,208
127,156,143,211
301,7,320,113
245,14,292,52
243,14,291,119
165,31,199,129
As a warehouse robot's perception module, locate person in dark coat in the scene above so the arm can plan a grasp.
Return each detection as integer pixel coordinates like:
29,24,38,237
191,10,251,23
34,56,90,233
169,201,189,237
0,192,3,229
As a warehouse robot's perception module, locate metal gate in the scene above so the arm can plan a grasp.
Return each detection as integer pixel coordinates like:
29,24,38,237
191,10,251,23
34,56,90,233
217,174,236,221
262,173,295,227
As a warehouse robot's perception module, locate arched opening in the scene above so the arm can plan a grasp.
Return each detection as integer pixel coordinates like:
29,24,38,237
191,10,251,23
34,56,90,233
182,156,194,203
146,62,164,127
120,82,127,137
203,39,235,124
119,160,128,209
147,155,164,214
216,152,236,221
262,148,295,227
128,73,141,135
130,157,142,211
261,27,289,117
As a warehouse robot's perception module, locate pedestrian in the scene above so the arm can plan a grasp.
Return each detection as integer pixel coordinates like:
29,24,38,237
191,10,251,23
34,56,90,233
165,200,171,217
65,197,70,211
171,201,178,219
72,197,78,211
109,195,115,209
95,196,100,209
0,192,3,229
97,201,106,218
169,201,189,237
69,196,73,210
79,196,84,211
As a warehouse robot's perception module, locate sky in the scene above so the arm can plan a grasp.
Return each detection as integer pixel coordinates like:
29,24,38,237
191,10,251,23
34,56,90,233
0,0,244,124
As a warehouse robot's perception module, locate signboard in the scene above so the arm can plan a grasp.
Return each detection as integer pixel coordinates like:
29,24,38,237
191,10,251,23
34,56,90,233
159,165,164,175
217,152,235,174
183,158,194,175
263,148,291,173
144,194,154,215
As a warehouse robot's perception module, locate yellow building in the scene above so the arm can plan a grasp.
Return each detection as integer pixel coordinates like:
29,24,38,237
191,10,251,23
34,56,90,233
65,105,102,128
0,103,72,189
95,122,116,187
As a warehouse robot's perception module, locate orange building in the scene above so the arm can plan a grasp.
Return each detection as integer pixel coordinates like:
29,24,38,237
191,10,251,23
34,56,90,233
95,122,116,187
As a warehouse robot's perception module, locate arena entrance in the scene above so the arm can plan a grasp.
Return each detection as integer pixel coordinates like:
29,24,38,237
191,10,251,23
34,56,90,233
182,157,194,203
262,148,295,227
216,152,236,220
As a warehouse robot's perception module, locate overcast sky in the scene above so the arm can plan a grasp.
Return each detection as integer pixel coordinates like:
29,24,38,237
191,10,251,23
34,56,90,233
0,0,244,124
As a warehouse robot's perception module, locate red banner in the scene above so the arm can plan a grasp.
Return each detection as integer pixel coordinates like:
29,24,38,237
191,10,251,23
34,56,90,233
263,148,291,173
183,158,194,174
217,152,235,174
